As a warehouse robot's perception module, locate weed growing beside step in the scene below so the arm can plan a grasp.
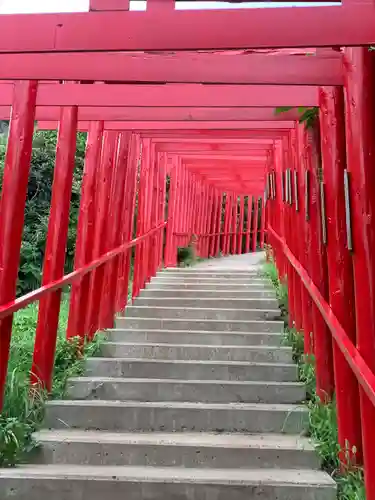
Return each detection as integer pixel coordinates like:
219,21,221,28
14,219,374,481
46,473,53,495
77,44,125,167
0,299,104,467
262,261,365,500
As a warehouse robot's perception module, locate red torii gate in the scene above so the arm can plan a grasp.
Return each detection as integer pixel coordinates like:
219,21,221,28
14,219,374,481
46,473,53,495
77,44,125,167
0,0,375,498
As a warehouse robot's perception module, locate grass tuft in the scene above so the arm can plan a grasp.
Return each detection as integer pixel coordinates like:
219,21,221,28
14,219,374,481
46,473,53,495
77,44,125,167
0,298,104,467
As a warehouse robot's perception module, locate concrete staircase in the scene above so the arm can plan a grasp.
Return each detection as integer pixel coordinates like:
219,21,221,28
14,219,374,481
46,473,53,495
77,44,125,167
1,258,336,499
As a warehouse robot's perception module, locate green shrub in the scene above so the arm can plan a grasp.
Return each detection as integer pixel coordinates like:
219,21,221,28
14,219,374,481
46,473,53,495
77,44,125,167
0,130,86,295
0,299,104,467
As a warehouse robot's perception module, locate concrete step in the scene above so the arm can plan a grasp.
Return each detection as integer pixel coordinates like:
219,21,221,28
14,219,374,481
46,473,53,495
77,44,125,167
98,342,292,363
45,400,308,433
85,358,298,381
33,430,320,469
118,317,284,333
0,465,336,500
140,288,276,299
123,306,281,321
160,269,262,276
67,377,305,404
134,297,279,310
152,276,270,285
106,329,283,346
147,281,274,291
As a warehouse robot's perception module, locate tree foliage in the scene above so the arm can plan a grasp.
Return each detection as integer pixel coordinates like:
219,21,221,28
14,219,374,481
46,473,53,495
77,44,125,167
0,129,87,295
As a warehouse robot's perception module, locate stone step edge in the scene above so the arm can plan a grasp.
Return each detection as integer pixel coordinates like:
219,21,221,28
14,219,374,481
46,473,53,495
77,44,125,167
0,464,336,488
68,376,303,387
86,357,296,368
100,342,291,350
46,400,307,412
107,328,283,335
33,429,314,451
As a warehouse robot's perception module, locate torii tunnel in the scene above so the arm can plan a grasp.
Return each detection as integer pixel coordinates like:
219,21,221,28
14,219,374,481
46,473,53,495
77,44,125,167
1,0,375,497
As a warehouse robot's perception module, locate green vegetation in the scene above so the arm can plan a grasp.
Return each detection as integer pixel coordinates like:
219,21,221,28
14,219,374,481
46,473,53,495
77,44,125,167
262,259,365,500
0,300,104,467
0,128,86,295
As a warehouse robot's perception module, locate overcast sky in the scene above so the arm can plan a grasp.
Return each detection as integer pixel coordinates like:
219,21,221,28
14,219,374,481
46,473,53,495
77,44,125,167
0,0,336,13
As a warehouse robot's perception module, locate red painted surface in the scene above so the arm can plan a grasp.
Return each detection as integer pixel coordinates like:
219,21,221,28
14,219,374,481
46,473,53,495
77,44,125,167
31,106,78,390
0,6,374,52
0,106,301,122
99,132,131,329
67,121,104,341
319,86,362,465
86,131,119,338
0,52,343,85
0,81,37,408
37,120,295,131
0,83,319,107
1,9,375,500
90,0,130,11
344,47,375,499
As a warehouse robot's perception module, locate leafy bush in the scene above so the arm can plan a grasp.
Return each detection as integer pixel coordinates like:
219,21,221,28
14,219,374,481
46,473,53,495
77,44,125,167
0,299,104,467
0,130,86,295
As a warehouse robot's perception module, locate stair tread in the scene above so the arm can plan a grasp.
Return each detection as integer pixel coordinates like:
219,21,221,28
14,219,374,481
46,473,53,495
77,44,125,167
87,357,296,367
101,342,290,350
0,464,335,486
33,430,313,450
69,376,303,386
46,400,307,411
108,329,281,334
124,306,280,312
120,317,283,323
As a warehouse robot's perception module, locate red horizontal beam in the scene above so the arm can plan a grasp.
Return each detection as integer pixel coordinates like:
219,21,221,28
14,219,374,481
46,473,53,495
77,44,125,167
155,143,271,153
89,0,130,11
0,105,300,122
37,121,294,131
0,51,343,85
142,130,289,138
156,143,271,153
0,7,373,51
153,138,274,145
183,156,266,161
180,154,267,161
0,83,318,107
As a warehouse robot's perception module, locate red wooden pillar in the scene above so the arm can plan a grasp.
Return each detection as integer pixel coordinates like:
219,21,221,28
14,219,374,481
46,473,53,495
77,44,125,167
306,126,334,401
199,184,208,258
67,121,103,340
164,158,178,267
222,194,230,255
259,196,266,249
133,138,151,297
99,132,131,329
252,197,259,252
296,124,314,354
344,47,375,496
142,141,156,286
319,86,362,465
205,186,214,257
245,196,252,254
209,190,218,257
215,192,223,257
230,196,237,254
155,152,167,272
237,196,245,254
289,128,304,333
0,81,37,408
86,131,119,337
115,133,140,311
31,106,78,389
